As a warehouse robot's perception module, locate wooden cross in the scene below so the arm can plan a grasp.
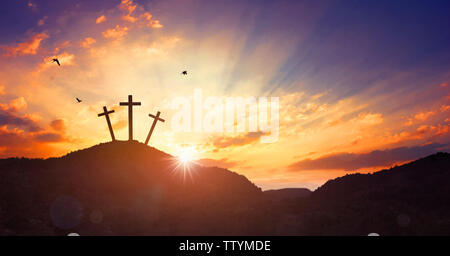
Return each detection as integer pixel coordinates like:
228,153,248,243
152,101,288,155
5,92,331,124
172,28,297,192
119,95,141,141
145,111,165,145
98,106,116,141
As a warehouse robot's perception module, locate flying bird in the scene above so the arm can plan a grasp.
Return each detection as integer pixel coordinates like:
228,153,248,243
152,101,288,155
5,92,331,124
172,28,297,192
181,70,188,75
76,98,82,103
52,58,61,66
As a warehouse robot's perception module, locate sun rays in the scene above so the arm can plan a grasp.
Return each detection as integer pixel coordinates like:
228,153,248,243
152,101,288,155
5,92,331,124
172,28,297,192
166,146,199,183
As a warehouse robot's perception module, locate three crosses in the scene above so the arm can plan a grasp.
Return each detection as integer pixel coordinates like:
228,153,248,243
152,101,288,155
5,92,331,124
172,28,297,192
98,95,165,145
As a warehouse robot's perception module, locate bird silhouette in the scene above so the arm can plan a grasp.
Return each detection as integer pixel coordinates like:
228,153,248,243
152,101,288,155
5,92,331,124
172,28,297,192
52,58,61,66
76,98,82,103
181,70,188,75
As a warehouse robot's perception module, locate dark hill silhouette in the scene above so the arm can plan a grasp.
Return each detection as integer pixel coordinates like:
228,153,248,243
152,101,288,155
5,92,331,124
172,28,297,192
313,152,450,201
0,141,264,235
0,142,449,235
268,152,450,235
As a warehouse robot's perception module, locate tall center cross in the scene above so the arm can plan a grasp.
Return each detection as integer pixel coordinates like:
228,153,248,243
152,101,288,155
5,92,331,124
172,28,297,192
145,111,165,145
98,106,116,141
120,95,141,141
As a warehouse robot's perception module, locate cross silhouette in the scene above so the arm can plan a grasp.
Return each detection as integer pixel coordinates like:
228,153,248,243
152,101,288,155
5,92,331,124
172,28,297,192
145,111,165,145
120,95,141,141
98,106,116,141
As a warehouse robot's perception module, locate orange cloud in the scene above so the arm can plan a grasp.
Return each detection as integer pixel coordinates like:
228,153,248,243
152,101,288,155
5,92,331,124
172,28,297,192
38,16,48,26
211,132,267,149
39,52,75,71
440,82,448,87
52,52,75,65
50,119,66,132
141,12,152,21
27,1,37,10
141,12,163,28
116,0,163,28
413,124,449,139
279,92,327,126
414,111,435,121
0,103,41,132
0,85,5,95
405,105,447,126
96,15,106,24
403,117,414,126
416,124,431,135
123,14,137,23
102,25,129,40
381,121,450,145
0,98,70,157
0,123,70,158
2,33,48,56
432,124,449,137
353,112,383,125
120,0,137,15
326,119,342,127
151,20,163,28
52,40,71,54
80,37,96,48
9,97,27,112
112,119,127,130
120,0,138,23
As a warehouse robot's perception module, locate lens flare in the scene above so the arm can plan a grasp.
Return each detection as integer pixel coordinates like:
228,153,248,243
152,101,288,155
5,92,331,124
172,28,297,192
178,150,195,164
168,146,199,183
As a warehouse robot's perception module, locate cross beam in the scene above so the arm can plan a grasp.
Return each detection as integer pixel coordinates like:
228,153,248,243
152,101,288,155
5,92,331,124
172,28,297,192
98,106,116,141
120,95,141,141
145,111,165,145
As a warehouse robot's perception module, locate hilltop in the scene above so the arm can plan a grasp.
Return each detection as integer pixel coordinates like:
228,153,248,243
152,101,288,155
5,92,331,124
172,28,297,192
0,141,263,235
270,152,450,235
0,141,449,235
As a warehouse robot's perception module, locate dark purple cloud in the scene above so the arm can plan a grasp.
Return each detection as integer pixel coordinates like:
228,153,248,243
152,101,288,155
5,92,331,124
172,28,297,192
0,106,41,132
33,132,65,142
289,143,449,171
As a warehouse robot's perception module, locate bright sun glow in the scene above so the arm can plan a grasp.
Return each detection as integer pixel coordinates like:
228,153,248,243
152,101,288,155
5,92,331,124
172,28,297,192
171,147,199,182
177,147,197,164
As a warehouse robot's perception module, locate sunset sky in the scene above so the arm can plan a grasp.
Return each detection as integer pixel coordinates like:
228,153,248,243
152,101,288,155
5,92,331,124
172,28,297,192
0,0,449,190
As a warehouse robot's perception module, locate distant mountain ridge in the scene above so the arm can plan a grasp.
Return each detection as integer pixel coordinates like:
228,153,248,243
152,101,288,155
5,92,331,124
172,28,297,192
301,152,450,235
313,152,450,200
264,188,312,201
